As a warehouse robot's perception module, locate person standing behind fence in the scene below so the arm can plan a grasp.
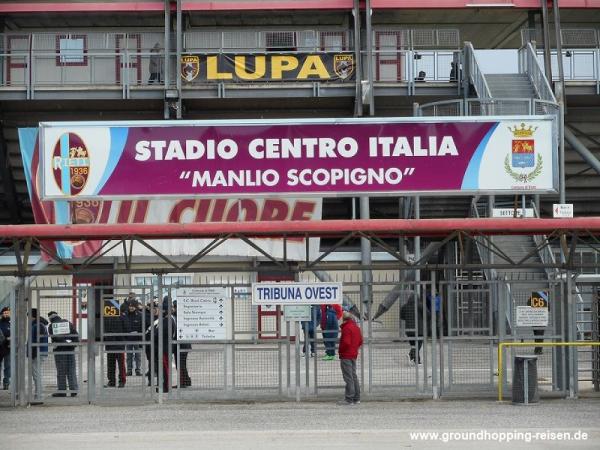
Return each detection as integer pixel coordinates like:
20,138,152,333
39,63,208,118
0,307,11,390
320,304,343,361
172,300,191,388
103,300,127,388
337,311,363,406
29,308,48,403
301,305,321,357
122,299,143,376
400,297,425,365
47,311,79,397
149,43,163,83
146,298,175,392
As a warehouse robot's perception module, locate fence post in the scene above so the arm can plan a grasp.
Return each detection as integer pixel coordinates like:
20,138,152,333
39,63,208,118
87,286,96,403
431,272,439,399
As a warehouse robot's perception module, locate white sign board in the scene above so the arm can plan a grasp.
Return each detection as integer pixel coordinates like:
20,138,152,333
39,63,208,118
252,282,342,305
51,321,71,335
177,287,230,340
492,208,534,218
284,305,311,321
516,306,549,327
553,203,573,218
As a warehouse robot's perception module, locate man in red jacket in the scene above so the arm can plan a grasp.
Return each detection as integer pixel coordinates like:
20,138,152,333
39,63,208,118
337,311,363,405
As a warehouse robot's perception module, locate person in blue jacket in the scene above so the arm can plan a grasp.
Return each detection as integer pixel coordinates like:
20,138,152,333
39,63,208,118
301,305,321,357
29,308,48,402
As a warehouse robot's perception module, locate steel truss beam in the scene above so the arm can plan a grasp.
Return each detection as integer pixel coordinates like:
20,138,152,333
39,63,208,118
2,218,600,277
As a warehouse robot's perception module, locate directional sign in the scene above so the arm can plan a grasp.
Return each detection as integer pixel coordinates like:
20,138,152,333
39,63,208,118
553,203,573,218
177,287,230,340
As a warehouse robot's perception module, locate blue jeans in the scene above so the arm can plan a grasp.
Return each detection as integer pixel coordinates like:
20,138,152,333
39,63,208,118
302,324,315,354
323,328,338,356
126,344,141,371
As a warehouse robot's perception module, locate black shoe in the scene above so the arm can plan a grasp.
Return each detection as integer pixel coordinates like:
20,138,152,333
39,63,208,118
105,382,116,388
534,348,543,355
70,393,77,397
52,393,66,398
126,370,132,377
118,382,125,388
135,370,142,376
30,401,44,406
2,384,8,391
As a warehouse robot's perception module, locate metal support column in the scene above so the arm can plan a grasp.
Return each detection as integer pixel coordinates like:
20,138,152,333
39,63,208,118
365,0,374,116
163,0,171,119
567,270,577,398
353,0,363,117
360,197,372,318
540,0,553,83
157,273,164,403
87,286,96,403
16,280,28,407
175,0,183,118
431,272,439,399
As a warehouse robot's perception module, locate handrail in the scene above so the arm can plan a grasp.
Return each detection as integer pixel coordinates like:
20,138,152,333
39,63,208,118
464,42,492,99
531,200,559,279
520,42,557,104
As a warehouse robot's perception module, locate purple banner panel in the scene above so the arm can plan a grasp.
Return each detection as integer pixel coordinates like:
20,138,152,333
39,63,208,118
40,117,557,199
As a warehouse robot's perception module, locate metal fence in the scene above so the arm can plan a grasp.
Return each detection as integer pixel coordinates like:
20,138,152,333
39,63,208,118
0,268,581,407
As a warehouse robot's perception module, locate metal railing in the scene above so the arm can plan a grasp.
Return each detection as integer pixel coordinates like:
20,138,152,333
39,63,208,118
535,49,600,93
531,201,559,281
369,49,461,82
418,98,559,117
464,41,492,99
519,42,557,104
521,28,599,49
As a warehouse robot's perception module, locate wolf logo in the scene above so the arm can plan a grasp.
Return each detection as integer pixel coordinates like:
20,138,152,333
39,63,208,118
181,55,200,82
333,54,355,80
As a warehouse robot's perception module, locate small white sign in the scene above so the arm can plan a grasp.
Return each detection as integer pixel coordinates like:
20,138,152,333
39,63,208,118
516,306,549,327
177,287,229,340
252,282,342,305
492,208,534,218
553,203,573,218
284,305,311,321
51,322,70,335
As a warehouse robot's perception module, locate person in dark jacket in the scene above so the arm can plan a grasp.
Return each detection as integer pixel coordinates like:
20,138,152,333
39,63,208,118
122,300,143,376
29,308,49,402
400,297,425,365
47,311,79,397
172,300,191,388
301,305,321,357
338,311,363,405
103,300,126,388
145,298,175,392
320,304,343,360
0,306,11,390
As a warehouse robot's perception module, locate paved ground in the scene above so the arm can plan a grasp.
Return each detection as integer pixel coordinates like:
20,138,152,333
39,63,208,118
2,398,600,449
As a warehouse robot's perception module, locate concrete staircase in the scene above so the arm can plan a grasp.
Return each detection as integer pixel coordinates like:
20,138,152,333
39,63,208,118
492,235,548,282
486,73,537,99
483,73,538,115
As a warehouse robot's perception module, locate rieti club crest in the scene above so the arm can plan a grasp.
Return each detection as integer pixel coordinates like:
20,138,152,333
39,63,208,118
504,123,543,183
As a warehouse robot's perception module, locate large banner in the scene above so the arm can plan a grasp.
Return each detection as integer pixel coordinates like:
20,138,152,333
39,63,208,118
180,53,355,83
19,128,321,260
39,117,557,200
